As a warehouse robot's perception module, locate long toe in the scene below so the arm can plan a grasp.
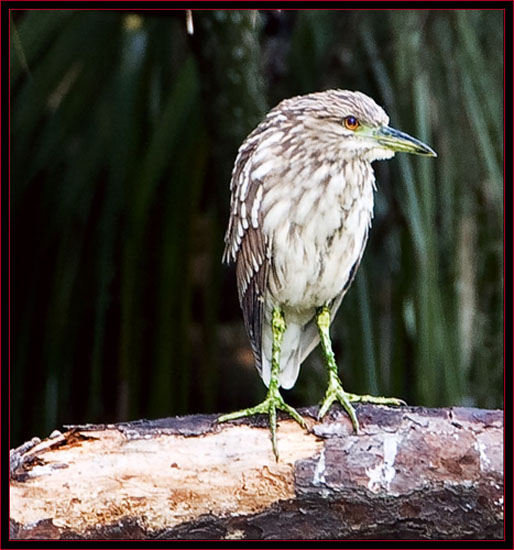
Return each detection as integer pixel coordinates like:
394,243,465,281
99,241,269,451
346,393,407,406
318,376,361,432
277,400,307,429
217,389,306,461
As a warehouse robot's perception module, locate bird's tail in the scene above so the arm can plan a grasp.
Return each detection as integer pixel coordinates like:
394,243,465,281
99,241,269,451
261,321,304,390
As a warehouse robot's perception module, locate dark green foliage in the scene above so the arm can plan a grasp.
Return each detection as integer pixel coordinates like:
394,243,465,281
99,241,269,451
11,10,503,445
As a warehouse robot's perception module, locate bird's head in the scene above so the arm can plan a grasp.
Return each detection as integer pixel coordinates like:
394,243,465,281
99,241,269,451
275,89,437,163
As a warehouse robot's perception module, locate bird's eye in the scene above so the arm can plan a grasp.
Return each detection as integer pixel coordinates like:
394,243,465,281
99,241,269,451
344,116,360,131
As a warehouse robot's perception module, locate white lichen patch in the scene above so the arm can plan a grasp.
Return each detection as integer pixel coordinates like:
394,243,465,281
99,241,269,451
476,440,492,471
313,448,326,485
366,433,399,494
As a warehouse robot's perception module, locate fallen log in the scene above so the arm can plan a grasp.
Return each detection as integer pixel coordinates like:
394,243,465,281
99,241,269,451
10,405,503,540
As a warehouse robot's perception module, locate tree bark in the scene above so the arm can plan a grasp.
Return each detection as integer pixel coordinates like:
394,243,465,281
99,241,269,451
10,405,503,540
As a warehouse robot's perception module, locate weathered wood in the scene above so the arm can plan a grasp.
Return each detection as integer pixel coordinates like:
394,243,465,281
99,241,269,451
10,405,503,540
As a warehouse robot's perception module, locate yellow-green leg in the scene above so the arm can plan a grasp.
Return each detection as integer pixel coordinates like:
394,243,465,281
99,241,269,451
316,305,405,432
217,307,306,460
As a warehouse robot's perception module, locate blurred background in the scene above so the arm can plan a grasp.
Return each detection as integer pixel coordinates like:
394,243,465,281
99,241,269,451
10,9,503,447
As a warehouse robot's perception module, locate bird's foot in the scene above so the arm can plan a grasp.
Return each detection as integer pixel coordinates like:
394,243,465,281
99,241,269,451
217,387,306,461
318,373,406,433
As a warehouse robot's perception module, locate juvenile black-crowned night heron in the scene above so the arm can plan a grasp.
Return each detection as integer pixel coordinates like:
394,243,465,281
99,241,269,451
219,89,436,459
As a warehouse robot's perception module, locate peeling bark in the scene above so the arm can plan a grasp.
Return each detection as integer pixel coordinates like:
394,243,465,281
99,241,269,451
10,406,503,540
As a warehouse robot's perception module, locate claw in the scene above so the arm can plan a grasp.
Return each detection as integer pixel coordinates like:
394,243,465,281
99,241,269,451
218,307,307,461
217,389,306,461
316,305,405,432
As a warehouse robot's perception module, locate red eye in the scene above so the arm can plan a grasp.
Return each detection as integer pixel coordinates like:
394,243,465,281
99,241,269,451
344,116,360,131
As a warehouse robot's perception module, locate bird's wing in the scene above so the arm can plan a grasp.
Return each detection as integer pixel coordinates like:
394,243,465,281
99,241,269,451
223,140,268,374
236,229,268,374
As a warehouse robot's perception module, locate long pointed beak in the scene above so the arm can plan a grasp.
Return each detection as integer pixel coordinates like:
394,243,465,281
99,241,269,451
374,126,437,157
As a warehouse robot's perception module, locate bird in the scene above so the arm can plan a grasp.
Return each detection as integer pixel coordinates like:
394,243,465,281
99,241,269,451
218,89,437,459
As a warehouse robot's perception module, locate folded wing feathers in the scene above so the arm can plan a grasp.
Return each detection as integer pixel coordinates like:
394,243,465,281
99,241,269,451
223,141,268,374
